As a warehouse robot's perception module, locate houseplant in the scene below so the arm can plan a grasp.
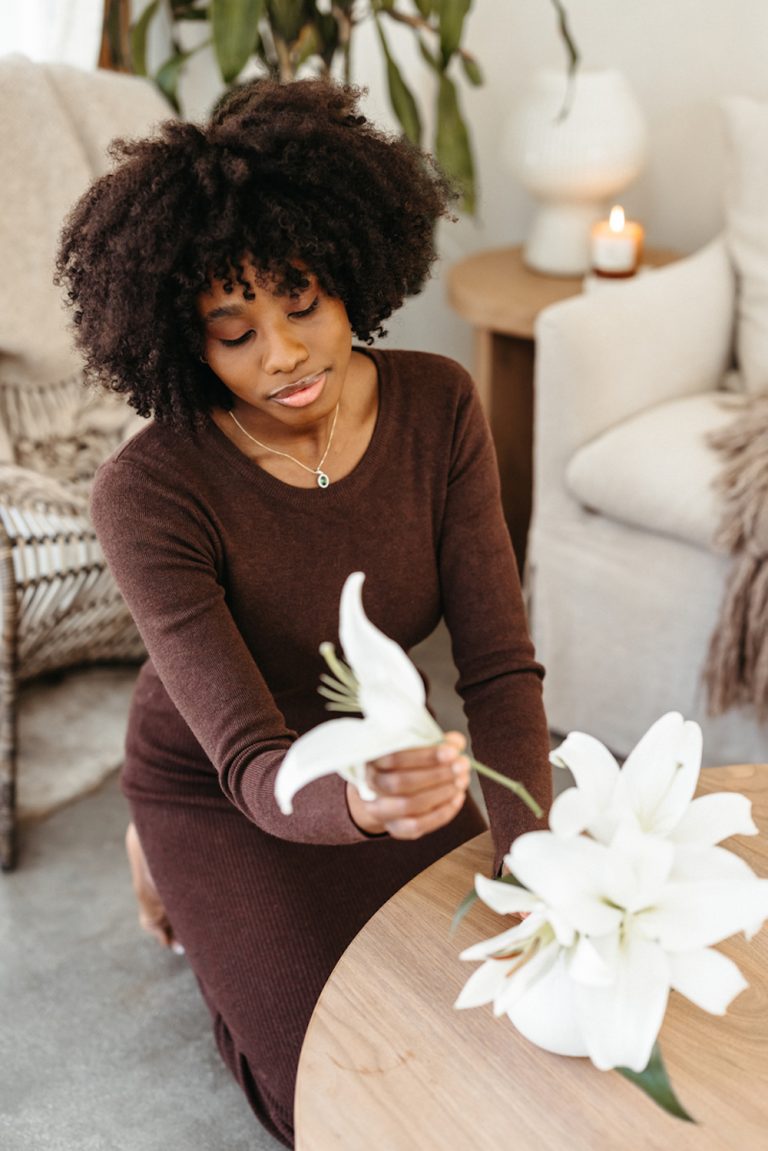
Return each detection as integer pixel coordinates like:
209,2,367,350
122,1,579,215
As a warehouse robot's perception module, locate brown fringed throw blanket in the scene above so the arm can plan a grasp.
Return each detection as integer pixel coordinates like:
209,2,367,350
705,393,768,720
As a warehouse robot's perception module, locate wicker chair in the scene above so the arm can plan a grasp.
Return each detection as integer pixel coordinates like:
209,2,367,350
0,56,168,869
0,430,145,871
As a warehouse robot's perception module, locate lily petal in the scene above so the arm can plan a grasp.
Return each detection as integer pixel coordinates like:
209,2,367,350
508,832,625,936
670,844,758,883
548,786,595,838
605,822,675,913
567,935,613,987
455,959,509,1010
576,930,670,1072
668,947,748,1015
494,938,560,1016
339,572,432,724
671,792,758,846
618,712,702,835
550,732,619,804
275,717,388,813
474,873,541,917
459,918,542,963
641,878,768,950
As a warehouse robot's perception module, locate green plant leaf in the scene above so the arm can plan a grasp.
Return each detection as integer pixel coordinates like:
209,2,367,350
267,0,306,44
418,36,439,72
548,0,579,78
617,1043,696,1123
414,0,433,17
292,20,320,71
435,72,475,213
375,19,422,146
211,0,264,83
460,52,482,86
437,0,472,66
155,50,194,112
130,0,160,76
170,0,210,18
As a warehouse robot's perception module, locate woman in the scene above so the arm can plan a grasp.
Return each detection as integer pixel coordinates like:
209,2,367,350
56,80,551,1148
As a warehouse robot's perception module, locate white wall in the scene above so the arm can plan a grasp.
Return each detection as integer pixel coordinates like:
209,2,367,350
146,0,768,370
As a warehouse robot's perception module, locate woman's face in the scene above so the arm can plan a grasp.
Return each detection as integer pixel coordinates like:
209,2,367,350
197,264,353,435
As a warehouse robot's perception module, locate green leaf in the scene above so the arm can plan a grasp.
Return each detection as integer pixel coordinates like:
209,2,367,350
548,0,580,79
437,0,472,66
460,52,483,86
435,72,475,212
451,885,479,933
155,50,193,112
211,0,264,83
130,0,160,76
170,1,210,18
375,19,422,146
617,1042,696,1123
414,0,433,17
267,0,306,44
418,36,439,72
292,21,320,71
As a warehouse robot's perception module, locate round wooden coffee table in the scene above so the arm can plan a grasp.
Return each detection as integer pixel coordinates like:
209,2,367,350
295,764,768,1150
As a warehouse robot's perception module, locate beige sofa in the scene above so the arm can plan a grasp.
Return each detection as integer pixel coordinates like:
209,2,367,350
528,96,768,765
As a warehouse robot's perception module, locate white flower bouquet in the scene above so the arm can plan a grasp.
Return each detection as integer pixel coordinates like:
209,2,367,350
275,571,768,1121
454,714,768,1119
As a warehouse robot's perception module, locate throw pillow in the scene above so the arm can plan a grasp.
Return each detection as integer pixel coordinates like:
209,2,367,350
566,392,747,551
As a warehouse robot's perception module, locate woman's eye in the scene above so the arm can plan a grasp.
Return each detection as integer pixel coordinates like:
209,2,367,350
220,331,253,347
290,297,320,319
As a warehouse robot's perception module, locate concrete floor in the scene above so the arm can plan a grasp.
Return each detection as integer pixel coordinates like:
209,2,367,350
0,624,558,1151
0,774,274,1151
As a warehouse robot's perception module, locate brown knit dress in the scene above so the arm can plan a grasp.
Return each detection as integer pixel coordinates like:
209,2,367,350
90,348,552,1148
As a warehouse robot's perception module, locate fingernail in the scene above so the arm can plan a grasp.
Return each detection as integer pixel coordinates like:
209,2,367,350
171,942,185,955
438,745,455,763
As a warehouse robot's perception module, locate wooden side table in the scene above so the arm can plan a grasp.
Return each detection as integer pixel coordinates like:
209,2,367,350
446,245,678,571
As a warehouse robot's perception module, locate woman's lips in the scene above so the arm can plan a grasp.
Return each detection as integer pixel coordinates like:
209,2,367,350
269,372,326,408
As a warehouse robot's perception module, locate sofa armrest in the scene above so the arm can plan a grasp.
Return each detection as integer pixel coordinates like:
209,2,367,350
532,237,735,524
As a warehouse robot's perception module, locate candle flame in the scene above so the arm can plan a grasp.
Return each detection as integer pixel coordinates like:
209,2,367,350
609,205,626,232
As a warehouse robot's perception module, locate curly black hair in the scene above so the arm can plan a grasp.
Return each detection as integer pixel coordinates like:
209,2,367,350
55,79,456,431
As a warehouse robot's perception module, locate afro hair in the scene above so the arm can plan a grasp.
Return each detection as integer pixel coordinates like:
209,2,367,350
55,79,456,431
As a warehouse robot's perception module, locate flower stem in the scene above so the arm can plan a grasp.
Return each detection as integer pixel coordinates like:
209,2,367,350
467,757,544,819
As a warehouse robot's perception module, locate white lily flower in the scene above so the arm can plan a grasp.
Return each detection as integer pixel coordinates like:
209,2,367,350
275,572,442,814
457,816,768,1074
549,711,758,848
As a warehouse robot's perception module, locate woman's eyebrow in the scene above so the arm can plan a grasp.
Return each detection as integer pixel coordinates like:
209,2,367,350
203,304,245,324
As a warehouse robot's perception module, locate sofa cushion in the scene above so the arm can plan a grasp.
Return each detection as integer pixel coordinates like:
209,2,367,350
723,95,768,395
565,392,747,550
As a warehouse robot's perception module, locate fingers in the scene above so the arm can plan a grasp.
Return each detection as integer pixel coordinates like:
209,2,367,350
361,737,471,841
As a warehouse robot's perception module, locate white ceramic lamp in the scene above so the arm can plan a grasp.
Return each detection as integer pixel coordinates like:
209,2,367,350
505,69,648,276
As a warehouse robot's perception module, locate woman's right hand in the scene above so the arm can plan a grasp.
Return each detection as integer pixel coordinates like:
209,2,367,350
346,730,471,839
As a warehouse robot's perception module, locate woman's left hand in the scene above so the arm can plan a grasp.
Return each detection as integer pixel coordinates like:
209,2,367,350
347,730,471,839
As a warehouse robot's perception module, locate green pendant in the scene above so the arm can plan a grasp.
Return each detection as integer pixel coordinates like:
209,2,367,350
316,471,330,489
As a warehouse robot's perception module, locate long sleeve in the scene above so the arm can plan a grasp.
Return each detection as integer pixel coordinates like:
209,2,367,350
438,377,552,874
91,447,368,846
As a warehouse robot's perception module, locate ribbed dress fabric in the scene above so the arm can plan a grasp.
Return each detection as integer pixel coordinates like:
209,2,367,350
90,348,552,1148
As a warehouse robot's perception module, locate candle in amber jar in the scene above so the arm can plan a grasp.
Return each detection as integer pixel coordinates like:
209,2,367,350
590,205,644,277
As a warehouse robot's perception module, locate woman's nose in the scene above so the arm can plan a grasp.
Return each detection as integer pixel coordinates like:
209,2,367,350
261,322,309,375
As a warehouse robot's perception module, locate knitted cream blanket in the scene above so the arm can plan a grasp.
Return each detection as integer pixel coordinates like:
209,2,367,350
705,393,768,720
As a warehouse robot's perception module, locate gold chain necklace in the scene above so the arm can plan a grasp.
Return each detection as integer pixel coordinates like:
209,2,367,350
228,403,340,489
